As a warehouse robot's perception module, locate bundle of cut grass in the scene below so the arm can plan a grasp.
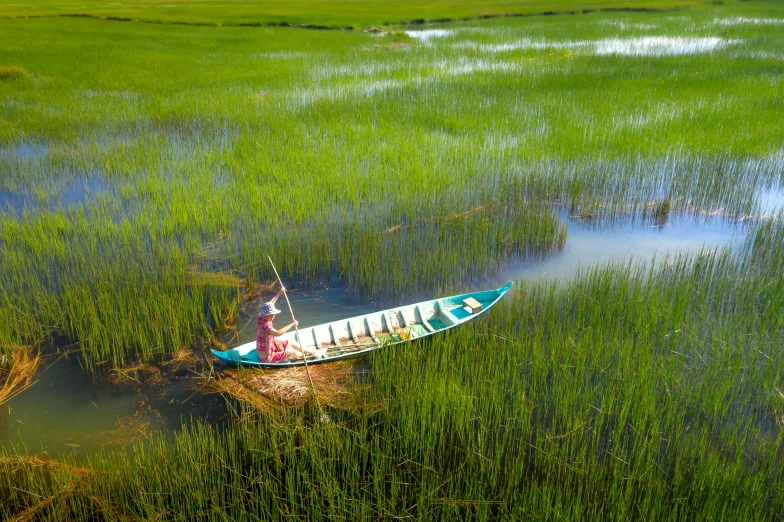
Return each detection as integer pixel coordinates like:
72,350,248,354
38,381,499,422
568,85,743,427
213,361,365,411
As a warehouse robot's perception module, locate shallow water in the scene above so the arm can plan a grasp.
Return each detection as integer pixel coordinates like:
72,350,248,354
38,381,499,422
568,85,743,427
1,353,228,460
499,213,744,283
713,17,784,27
0,176,109,217
0,142,48,161
404,29,455,42
464,36,740,56
754,183,784,215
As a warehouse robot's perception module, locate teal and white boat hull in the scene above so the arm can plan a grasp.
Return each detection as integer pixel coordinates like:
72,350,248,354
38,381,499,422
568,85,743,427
210,282,513,368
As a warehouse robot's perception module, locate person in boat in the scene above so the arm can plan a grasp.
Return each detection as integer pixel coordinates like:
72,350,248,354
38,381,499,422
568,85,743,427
257,287,326,363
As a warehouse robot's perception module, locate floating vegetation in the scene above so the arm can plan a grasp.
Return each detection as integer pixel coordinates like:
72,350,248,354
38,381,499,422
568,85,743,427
0,454,91,478
110,348,203,387
163,346,201,373
186,268,246,289
110,362,167,387
99,401,165,444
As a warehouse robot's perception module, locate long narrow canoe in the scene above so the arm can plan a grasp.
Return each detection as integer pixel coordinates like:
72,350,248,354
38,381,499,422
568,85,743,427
211,282,513,368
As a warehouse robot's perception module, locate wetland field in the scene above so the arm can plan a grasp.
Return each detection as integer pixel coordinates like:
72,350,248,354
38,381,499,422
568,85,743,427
1,0,783,519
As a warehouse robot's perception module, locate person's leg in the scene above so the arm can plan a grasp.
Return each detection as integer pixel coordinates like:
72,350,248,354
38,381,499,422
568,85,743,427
290,339,318,356
284,340,326,359
286,340,317,359
286,345,304,358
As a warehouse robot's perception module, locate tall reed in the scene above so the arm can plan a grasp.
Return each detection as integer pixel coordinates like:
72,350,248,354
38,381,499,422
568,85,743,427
1,219,782,520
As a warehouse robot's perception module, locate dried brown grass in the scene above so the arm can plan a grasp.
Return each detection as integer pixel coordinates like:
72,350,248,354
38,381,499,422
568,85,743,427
1,455,93,522
0,455,132,522
385,205,485,234
111,347,200,386
186,267,246,288
207,332,231,352
0,65,28,81
212,361,374,413
0,347,42,406
102,400,163,444
0,454,92,478
163,346,199,373
241,280,278,302
110,363,166,386
374,42,412,49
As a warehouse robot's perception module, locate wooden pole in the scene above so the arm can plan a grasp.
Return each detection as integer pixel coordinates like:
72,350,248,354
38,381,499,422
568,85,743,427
267,256,323,415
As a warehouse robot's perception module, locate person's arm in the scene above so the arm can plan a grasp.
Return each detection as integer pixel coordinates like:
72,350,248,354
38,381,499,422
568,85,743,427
269,287,286,305
269,320,298,337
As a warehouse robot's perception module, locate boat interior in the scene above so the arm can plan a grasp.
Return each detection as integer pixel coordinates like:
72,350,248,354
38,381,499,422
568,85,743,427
289,288,501,359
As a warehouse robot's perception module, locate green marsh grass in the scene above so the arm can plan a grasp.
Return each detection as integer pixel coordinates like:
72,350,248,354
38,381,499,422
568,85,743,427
0,5,783,518
1,6,783,369
1,226,782,519
0,0,730,29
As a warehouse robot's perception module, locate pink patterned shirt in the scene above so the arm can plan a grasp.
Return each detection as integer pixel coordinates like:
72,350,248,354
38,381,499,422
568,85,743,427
256,316,289,363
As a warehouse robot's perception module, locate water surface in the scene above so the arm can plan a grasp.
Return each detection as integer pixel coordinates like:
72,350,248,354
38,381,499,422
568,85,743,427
1,353,227,460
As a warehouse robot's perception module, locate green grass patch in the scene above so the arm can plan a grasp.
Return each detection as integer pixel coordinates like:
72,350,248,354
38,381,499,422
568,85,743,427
0,4,783,517
1,235,783,518
0,0,736,28
1,5,783,369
